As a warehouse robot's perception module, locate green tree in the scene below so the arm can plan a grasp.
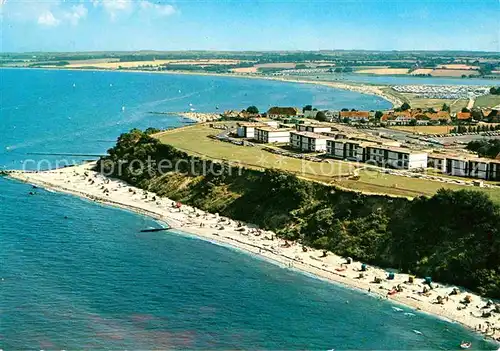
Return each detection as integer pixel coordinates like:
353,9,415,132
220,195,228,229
400,102,411,111
471,108,483,121
303,105,313,112
467,139,500,158
246,106,259,114
462,107,470,113
315,111,327,122
374,111,384,120
441,103,450,112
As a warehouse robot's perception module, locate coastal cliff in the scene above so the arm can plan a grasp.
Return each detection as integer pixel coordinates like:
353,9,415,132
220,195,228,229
96,129,500,298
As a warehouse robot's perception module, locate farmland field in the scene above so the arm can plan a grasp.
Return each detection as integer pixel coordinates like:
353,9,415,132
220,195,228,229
429,69,480,77
355,68,409,75
390,125,453,134
474,94,500,108
65,59,244,69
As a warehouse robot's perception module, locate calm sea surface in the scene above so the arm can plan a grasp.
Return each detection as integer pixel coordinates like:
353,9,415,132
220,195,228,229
0,68,497,349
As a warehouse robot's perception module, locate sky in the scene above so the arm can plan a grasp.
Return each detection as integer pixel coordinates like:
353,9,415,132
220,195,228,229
0,0,499,52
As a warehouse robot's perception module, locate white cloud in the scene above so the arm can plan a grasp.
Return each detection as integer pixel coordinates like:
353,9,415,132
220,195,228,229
63,4,88,25
93,0,177,20
99,0,132,20
139,1,176,16
4,0,88,27
37,10,60,26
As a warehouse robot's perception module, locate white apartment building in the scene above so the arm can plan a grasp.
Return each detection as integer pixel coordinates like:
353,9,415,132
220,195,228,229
326,140,364,161
445,157,500,180
488,160,500,181
365,146,428,170
296,124,332,134
237,122,267,138
428,154,447,173
445,157,470,178
254,127,291,143
290,131,331,152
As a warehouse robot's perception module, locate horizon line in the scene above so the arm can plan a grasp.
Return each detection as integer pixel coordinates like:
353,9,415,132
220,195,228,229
2,49,500,55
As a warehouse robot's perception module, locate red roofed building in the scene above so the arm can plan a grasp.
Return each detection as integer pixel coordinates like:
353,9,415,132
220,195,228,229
339,111,370,122
456,112,472,120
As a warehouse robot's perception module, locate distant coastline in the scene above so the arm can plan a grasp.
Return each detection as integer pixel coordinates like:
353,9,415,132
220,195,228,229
1,66,402,108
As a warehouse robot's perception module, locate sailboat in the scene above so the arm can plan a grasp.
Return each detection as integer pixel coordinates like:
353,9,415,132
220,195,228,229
460,341,471,349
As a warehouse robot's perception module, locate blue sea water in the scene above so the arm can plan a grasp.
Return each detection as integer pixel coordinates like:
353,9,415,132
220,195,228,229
0,68,390,170
0,68,498,350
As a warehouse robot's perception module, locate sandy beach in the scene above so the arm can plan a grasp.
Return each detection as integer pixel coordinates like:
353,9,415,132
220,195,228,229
6,162,500,345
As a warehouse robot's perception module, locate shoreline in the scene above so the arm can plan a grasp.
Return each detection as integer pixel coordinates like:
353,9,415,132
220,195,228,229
2,66,401,108
6,163,500,346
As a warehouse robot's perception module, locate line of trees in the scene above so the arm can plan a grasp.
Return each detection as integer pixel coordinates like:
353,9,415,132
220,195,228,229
490,87,500,95
466,139,500,159
451,124,500,133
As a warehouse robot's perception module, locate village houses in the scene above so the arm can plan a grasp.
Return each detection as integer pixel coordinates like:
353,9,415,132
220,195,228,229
267,107,301,119
339,111,371,122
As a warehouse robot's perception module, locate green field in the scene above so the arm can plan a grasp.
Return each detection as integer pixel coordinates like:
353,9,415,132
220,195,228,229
155,124,355,181
155,123,500,201
474,94,500,108
338,171,500,202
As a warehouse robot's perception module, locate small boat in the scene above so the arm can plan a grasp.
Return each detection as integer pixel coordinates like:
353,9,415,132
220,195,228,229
140,228,169,233
412,330,422,335
190,108,195,112
121,106,125,112
460,342,471,349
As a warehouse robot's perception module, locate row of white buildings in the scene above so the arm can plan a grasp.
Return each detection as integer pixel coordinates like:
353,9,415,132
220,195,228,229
428,154,500,181
235,121,500,180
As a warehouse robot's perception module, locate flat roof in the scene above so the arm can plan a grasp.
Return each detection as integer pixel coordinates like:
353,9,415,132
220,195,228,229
299,124,332,129
256,126,292,132
251,118,276,122
291,131,332,139
454,156,500,164
238,122,267,127
428,154,447,159
326,139,362,145
365,144,427,154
